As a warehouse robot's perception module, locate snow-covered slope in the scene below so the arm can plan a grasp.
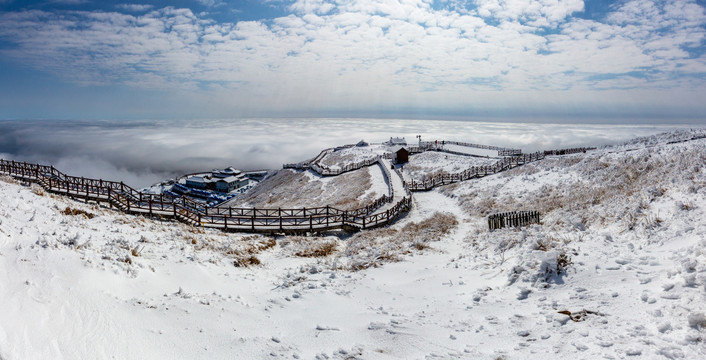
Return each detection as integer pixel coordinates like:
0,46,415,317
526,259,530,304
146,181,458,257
222,166,388,209
1,131,705,359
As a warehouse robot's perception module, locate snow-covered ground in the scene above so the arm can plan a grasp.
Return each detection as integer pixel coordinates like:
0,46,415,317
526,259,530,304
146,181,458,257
402,151,498,181
221,166,388,210
440,144,500,158
318,144,389,170
1,130,705,359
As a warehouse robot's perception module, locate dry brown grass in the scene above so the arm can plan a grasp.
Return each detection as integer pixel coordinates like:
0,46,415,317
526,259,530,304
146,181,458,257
31,184,45,196
0,175,19,184
556,250,573,275
198,235,277,268
62,207,95,219
131,246,142,257
278,236,340,258
535,239,551,252
344,212,458,271
233,256,261,267
294,240,337,257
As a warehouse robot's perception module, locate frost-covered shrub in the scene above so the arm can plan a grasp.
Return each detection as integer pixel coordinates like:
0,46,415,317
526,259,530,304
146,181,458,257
509,249,573,286
454,141,706,234
688,313,706,330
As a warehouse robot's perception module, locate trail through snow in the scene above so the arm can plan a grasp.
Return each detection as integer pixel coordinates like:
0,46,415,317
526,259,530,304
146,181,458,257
1,130,705,359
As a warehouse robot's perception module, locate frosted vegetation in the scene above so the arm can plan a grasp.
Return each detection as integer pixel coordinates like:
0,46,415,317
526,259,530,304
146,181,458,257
403,151,497,181
0,130,705,359
317,144,388,170
223,166,385,210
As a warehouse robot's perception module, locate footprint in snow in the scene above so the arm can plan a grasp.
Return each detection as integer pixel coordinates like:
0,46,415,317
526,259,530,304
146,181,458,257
572,342,588,351
626,349,642,356
660,293,680,300
315,325,340,331
662,283,675,291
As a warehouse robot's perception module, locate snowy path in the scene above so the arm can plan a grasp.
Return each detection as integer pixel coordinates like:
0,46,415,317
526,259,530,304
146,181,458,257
370,158,407,216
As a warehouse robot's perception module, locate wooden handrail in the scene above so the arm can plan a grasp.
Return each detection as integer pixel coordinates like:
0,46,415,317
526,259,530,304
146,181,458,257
405,152,545,191
0,158,411,232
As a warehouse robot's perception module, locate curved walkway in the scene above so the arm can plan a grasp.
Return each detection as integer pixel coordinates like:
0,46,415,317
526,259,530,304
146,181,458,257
371,158,407,216
0,159,410,233
0,139,552,233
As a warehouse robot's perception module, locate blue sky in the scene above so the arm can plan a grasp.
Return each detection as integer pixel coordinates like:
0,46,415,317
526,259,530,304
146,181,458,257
0,0,705,123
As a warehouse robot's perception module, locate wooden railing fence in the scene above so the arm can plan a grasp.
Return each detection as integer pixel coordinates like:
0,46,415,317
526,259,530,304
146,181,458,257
283,140,526,178
438,140,521,156
544,147,596,156
0,159,410,233
311,156,381,176
488,211,540,230
405,152,545,191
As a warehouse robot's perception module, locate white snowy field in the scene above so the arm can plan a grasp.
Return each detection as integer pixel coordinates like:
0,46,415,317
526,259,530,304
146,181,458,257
440,144,500,158
402,151,499,181
318,144,389,170
222,165,389,209
1,131,705,359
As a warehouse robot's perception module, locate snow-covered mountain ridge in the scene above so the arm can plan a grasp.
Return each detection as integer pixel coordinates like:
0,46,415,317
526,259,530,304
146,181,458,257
1,130,705,359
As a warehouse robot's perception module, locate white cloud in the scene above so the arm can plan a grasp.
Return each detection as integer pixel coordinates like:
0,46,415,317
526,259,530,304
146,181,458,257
289,0,335,14
115,4,154,12
0,0,704,115
195,0,226,8
473,0,585,27
2,119,685,188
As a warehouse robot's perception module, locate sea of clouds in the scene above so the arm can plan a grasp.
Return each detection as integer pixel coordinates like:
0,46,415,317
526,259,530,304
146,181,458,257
0,118,690,188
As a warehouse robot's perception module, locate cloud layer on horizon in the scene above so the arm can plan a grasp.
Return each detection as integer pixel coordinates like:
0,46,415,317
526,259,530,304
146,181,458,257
0,118,687,187
0,0,705,119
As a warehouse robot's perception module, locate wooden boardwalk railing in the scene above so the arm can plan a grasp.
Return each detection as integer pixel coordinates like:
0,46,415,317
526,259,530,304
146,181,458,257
284,145,384,177
544,147,596,156
405,152,545,191
288,140,523,177
488,211,540,230
311,156,382,176
284,140,525,177
0,159,410,233
430,140,521,156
